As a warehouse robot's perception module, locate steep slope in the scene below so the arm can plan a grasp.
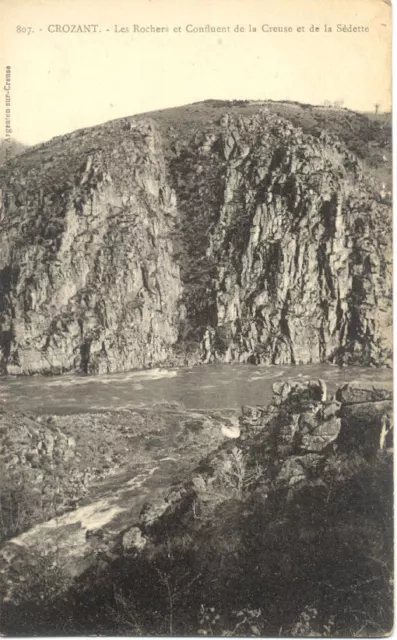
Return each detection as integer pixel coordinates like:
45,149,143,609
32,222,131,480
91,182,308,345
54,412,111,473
0,102,392,374
0,139,27,167
166,109,392,366
0,121,181,374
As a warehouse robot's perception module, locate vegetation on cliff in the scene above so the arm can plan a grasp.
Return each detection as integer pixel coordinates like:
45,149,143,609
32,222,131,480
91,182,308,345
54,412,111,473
0,139,27,167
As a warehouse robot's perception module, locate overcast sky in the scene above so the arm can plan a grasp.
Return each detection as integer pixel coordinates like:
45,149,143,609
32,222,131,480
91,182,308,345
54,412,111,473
0,0,391,145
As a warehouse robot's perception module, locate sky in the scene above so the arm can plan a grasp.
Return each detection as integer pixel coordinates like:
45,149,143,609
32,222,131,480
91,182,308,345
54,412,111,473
0,0,392,146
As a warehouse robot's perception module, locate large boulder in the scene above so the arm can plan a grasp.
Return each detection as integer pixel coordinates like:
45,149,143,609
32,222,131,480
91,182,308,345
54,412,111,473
276,454,323,488
338,400,393,456
299,417,341,453
335,382,392,405
282,380,327,412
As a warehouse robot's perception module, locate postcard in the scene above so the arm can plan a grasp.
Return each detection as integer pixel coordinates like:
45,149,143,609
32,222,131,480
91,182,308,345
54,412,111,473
0,0,392,636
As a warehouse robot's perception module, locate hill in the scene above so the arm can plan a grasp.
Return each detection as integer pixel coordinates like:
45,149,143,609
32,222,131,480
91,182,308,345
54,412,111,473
0,139,28,166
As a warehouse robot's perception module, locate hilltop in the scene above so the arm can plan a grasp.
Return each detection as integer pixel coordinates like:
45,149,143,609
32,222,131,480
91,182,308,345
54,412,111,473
0,139,28,166
140,99,391,174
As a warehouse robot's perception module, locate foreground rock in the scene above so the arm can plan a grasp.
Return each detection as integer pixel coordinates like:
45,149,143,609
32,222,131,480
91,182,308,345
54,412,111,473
0,379,392,639
0,102,392,374
191,379,393,502
335,381,393,404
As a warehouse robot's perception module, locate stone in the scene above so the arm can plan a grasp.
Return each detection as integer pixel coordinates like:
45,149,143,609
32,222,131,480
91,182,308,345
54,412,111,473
300,417,341,452
241,406,260,420
335,383,393,405
277,457,306,486
278,414,300,445
285,381,326,412
276,457,311,487
322,401,341,419
299,411,322,433
277,453,324,489
338,400,393,455
308,380,327,402
122,527,147,552
272,381,291,398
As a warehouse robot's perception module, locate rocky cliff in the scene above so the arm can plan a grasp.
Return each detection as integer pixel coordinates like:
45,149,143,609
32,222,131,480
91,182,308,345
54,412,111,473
0,101,392,374
0,121,182,374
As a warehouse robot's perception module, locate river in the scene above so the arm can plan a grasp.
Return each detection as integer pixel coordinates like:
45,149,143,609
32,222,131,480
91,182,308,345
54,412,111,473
0,363,392,415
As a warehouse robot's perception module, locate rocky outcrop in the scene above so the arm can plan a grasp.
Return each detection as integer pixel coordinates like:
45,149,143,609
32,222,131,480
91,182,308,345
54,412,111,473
174,112,392,367
0,121,181,374
237,379,393,491
0,103,392,373
132,379,393,538
335,381,393,404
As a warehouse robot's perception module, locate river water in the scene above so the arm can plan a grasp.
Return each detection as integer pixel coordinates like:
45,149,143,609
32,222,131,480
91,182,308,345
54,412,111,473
0,363,392,415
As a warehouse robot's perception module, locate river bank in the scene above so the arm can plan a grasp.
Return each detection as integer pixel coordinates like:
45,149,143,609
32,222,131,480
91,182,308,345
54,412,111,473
0,376,393,636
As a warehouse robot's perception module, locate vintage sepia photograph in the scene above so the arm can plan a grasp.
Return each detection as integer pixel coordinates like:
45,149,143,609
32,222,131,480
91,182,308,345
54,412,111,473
0,0,393,636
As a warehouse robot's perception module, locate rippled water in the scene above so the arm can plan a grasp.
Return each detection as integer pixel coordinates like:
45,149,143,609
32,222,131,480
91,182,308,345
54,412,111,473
0,363,392,415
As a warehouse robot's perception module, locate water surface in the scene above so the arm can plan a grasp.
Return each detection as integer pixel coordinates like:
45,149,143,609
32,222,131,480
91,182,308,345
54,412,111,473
0,363,392,415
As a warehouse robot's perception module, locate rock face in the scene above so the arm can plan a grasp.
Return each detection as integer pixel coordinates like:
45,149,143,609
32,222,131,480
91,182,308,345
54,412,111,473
188,379,392,510
0,102,392,373
0,122,181,374
335,381,393,404
241,379,393,454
